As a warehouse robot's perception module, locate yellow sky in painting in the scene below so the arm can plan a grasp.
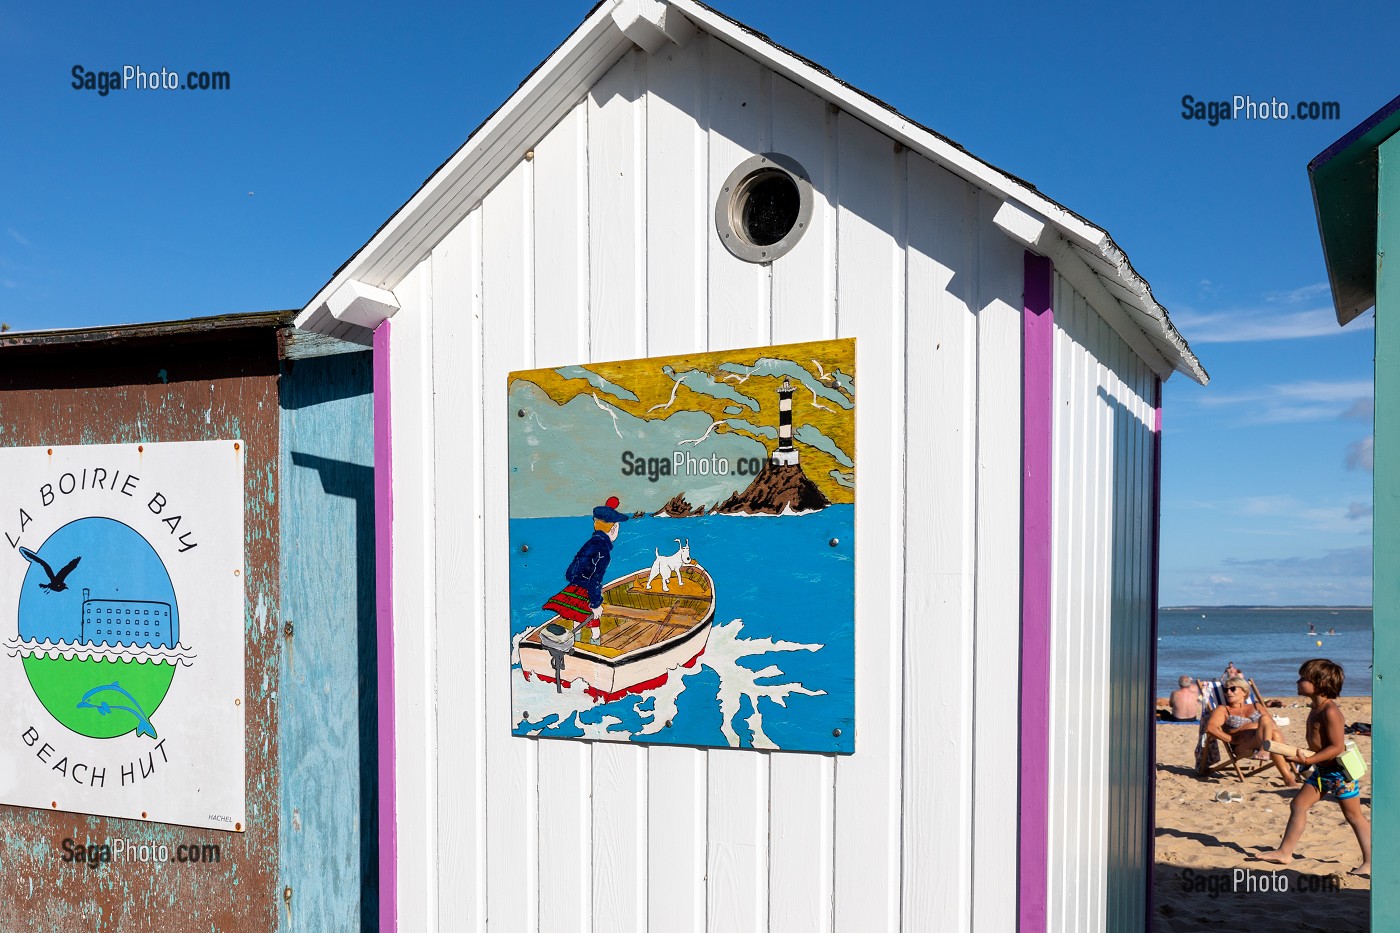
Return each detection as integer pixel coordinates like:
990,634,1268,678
513,339,855,505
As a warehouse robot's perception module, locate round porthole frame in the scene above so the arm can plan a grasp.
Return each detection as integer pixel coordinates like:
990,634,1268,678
715,153,814,263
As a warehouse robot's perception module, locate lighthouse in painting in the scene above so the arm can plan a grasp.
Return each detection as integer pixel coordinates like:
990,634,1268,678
771,377,799,466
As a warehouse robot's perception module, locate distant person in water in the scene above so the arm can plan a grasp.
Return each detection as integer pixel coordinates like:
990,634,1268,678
541,496,631,646
1224,662,1242,681
1256,659,1371,877
1160,676,1202,722
1203,677,1298,787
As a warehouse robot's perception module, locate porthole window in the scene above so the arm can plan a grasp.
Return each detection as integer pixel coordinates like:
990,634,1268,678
716,153,814,263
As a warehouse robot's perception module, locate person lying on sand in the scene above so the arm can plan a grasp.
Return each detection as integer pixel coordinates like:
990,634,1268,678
1255,659,1371,877
1203,677,1298,787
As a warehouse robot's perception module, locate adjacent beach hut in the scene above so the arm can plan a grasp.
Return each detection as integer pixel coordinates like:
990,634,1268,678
1310,92,1400,928
0,313,377,929
295,2,1207,930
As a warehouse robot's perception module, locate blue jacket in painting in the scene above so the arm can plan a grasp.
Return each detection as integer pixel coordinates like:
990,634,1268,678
565,531,614,608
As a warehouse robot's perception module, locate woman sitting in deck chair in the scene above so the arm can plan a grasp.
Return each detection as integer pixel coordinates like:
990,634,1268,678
1201,677,1299,787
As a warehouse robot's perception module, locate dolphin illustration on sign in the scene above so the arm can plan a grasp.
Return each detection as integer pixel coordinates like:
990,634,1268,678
76,682,159,739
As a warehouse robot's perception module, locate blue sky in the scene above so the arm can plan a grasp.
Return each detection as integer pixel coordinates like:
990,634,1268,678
1,0,1392,605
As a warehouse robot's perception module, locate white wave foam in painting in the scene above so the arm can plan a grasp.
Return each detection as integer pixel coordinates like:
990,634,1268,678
4,636,197,667
512,618,825,749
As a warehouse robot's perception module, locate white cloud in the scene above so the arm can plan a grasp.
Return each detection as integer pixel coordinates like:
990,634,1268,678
6,228,30,247
1223,546,1371,578
1346,436,1374,472
1229,495,1372,534
1195,379,1373,424
1266,282,1331,305
1171,283,1375,343
1342,398,1375,421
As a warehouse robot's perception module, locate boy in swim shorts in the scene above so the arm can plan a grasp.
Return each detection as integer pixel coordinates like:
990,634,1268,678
1256,658,1371,876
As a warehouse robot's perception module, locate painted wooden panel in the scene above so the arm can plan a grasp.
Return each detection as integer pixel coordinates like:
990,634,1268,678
533,100,597,933
831,111,903,933
388,261,441,928
431,211,489,933
701,35,772,933
586,48,651,933
969,189,1026,933
0,329,280,931
902,155,979,932
1374,131,1400,929
767,71,838,933
1048,278,1156,933
644,34,710,933
480,161,540,933
277,349,377,932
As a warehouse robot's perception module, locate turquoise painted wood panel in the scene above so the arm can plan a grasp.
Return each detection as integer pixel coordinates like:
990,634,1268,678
1374,133,1399,929
277,351,377,931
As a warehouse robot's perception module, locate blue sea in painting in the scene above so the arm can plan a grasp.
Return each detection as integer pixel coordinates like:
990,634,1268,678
509,505,855,753
1155,607,1373,699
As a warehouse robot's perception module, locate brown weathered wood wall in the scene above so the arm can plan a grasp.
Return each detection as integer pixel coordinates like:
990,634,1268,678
0,320,282,931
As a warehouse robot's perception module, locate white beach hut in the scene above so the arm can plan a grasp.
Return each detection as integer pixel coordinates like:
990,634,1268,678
294,2,1207,930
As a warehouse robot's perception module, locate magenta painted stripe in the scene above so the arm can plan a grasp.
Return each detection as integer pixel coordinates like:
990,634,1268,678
373,321,398,932
1019,250,1054,933
1145,380,1163,929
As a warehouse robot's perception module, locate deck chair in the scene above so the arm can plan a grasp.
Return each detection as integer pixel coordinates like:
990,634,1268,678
1195,678,1277,782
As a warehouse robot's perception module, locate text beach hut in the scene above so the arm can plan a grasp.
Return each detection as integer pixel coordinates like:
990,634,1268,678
0,313,378,929
294,2,1207,931
1309,92,1400,928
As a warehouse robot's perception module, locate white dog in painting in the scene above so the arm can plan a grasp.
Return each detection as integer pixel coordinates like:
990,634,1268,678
646,539,693,591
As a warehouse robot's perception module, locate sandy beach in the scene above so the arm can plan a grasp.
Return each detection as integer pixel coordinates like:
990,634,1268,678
1154,695,1372,932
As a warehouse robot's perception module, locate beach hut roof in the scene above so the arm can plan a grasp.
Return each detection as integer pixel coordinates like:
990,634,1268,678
1310,92,1400,326
295,0,1207,384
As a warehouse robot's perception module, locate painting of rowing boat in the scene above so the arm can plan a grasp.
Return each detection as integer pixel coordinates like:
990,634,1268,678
507,338,855,753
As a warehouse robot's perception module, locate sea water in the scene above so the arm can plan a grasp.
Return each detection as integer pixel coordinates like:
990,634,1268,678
1155,607,1373,700
508,505,855,753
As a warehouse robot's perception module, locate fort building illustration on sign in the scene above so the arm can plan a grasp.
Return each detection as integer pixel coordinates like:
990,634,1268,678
508,338,855,754
0,441,246,831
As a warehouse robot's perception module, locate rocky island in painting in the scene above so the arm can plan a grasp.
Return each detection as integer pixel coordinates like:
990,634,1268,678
506,338,855,754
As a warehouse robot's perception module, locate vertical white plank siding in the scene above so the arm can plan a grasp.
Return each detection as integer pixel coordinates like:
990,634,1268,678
969,190,1024,933
588,48,651,933
431,213,488,933
703,34,772,933
390,37,1171,933
389,260,438,931
533,102,595,933
644,33,710,933
767,73,838,933
832,112,904,933
902,157,978,932
1048,279,1156,932
480,160,540,933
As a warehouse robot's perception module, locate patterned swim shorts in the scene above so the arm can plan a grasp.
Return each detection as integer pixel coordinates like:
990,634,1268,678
1308,766,1361,800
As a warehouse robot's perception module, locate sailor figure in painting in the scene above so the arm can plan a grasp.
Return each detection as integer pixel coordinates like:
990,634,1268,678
542,496,630,646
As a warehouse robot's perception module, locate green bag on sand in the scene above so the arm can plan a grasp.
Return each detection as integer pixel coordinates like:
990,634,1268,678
1339,740,1367,782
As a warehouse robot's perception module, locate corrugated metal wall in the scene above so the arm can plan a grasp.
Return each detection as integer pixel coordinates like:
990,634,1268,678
382,34,1153,932
1047,278,1158,932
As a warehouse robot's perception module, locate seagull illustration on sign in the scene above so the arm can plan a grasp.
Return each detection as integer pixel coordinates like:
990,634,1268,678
76,682,158,739
18,546,81,593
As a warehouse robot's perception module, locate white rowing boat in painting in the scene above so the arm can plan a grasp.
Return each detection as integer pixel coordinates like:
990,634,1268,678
519,564,715,702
